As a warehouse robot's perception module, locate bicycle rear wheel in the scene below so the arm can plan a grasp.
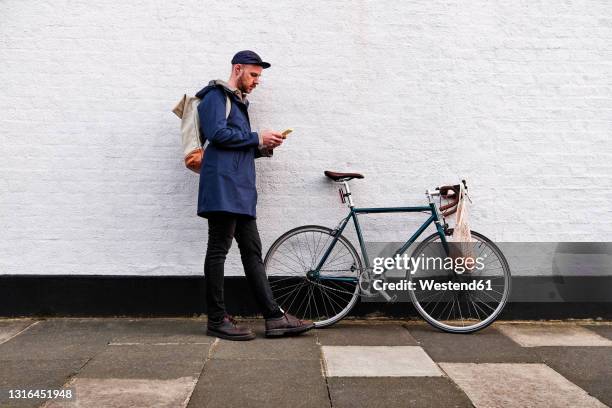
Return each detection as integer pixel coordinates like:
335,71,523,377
408,231,511,333
264,225,363,328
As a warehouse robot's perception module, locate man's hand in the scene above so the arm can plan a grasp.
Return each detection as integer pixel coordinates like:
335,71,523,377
261,130,284,149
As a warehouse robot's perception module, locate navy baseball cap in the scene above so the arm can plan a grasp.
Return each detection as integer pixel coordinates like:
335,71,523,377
231,50,271,69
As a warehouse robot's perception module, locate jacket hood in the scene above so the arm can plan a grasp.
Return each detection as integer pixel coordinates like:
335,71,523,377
195,80,244,101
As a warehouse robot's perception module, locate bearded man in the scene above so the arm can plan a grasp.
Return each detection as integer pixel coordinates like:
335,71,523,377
195,50,314,340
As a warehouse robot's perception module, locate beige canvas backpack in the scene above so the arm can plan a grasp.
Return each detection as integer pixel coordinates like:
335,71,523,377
172,93,231,173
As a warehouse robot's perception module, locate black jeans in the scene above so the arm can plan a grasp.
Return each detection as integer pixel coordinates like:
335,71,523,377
204,212,281,324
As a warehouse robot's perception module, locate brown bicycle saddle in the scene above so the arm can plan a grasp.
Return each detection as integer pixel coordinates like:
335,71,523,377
324,171,365,181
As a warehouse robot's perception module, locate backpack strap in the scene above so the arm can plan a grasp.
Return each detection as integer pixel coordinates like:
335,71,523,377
202,93,231,150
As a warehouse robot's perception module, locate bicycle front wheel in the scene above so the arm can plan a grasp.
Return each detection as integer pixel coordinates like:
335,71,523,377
264,225,363,328
408,231,511,333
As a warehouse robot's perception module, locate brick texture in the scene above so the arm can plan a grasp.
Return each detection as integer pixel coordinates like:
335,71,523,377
1,1,611,276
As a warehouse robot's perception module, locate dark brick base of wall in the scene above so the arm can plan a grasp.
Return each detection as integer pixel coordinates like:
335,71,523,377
1,275,610,319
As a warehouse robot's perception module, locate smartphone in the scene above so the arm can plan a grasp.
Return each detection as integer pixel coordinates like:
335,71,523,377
281,128,293,139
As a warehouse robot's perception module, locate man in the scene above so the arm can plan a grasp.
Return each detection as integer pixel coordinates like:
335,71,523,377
195,50,314,341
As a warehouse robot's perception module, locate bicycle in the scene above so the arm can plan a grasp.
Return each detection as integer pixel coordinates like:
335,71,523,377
263,171,512,333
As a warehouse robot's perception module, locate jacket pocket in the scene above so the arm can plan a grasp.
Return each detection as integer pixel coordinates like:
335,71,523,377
215,149,235,175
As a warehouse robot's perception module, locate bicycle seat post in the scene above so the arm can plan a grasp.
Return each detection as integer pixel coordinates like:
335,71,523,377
342,180,354,208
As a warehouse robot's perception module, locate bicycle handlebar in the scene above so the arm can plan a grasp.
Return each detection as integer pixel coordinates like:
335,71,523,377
426,180,468,217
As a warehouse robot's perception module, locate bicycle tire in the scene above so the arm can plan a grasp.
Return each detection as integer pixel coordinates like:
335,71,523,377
264,225,363,328
408,230,511,333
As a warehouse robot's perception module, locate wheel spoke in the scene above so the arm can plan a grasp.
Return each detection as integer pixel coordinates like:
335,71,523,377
409,231,510,333
265,227,361,327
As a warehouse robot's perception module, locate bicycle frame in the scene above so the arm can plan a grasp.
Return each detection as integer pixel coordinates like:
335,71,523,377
311,183,451,301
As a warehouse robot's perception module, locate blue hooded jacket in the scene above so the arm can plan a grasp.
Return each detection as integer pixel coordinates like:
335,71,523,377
195,80,269,218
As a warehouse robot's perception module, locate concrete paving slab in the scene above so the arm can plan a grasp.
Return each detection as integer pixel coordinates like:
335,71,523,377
77,344,208,380
327,377,473,408
108,318,212,345
535,347,612,407
2,318,611,408
211,326,319,360
0,320,38,345
187,358,329,408
497,324,612,347
440,363,607,408
42,377,198,408
0,319,116,361
322,346,443,377
315,322,418,346
0,359,86,408
585,324,612,341
405,323,541,363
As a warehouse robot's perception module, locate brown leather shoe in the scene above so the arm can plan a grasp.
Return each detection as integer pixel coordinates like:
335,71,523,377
207,315,255,341
265,313,315,337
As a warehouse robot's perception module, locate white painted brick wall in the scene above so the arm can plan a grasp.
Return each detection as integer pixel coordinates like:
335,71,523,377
1,1,611,276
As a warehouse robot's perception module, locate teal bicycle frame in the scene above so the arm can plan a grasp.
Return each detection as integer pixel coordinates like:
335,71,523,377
310,181,451,300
